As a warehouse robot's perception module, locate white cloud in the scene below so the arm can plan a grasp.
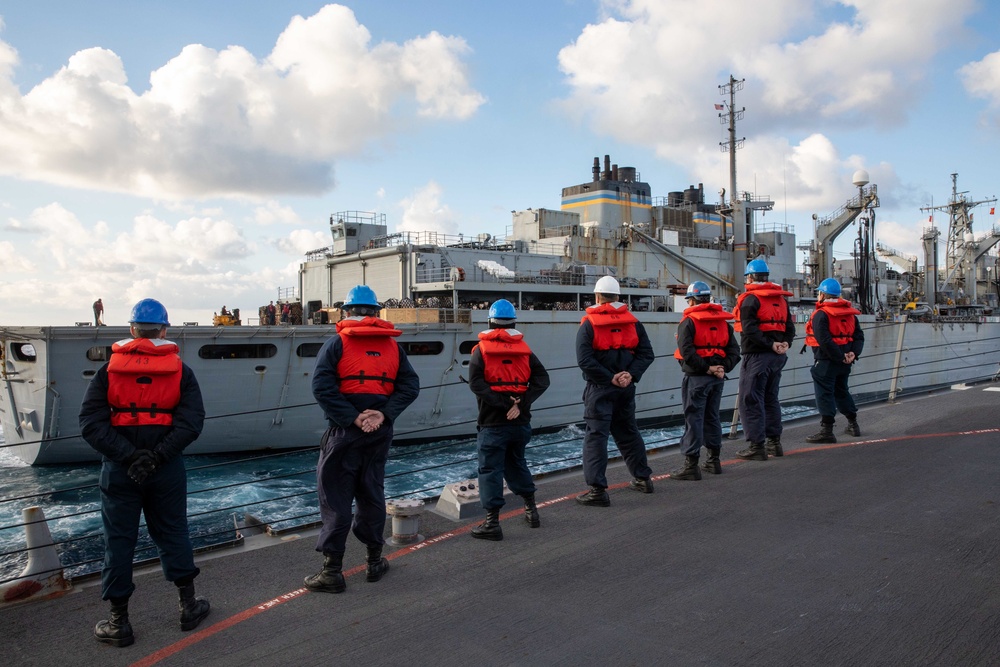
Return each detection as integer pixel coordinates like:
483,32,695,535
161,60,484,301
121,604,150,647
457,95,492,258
558,0,976,212
960,50,1000,109
274,228,331,255
0,4,485,200
0,239,33,272
396,181,459,235
252,200,304,226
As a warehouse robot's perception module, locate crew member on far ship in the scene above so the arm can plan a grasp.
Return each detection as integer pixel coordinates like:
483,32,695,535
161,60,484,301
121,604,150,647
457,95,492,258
804,278,864,443
734,259,796,461
79,298,210,648
575,276,656,507
306,285,420,594
669,282,740,480
467,299,550,541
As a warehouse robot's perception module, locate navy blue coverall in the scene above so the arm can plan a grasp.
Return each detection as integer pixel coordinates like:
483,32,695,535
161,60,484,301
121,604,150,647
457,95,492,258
311,333,420,557
737,293,796,446
576,312,655,489
79,358,205,602
809,309,865,423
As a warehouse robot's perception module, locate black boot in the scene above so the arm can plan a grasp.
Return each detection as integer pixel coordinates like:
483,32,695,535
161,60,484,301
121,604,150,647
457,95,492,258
629,477,655,493
670,455,702,481
806,421,837,444
576,486,611,507
94,597,134,647
701,449,722,475
365,544,390,582
522,494,541,528
845,419,861,437
177,583,211,631
766,437,784,457
471,508,503,541
304,552,346,593
736,442,768,461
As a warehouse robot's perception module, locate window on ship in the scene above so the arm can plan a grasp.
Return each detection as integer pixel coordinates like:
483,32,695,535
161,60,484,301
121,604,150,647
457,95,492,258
198,344,278,360
403,341,443,355
86,346,113,362
458,341,478,355
10,343,36,362
297,343,323,358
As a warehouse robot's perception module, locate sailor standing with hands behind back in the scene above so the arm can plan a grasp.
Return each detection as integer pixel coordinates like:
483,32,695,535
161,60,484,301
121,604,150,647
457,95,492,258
575,276,656,507
467,299,550,541
804,278,864,443
734,259,796,461
305,285,420,595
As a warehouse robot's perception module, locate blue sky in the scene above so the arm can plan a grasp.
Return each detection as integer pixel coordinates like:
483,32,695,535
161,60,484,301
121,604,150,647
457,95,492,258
1,0,999,326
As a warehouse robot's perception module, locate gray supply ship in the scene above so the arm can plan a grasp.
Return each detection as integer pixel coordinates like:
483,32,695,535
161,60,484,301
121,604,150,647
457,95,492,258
3,82,999,465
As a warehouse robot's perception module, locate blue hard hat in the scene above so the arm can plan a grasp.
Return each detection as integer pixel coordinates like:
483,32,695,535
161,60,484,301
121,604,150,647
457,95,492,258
129,298,170,326
343,285,380,308
745,259,770,275
685,281,711,298
817,278,842,297
488,299,516,320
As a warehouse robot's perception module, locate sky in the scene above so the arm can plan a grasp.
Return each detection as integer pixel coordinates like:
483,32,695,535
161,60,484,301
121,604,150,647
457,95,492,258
1,0,999,326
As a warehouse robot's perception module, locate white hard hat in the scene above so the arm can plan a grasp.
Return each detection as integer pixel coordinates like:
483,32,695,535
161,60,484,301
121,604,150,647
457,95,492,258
594,275,621,295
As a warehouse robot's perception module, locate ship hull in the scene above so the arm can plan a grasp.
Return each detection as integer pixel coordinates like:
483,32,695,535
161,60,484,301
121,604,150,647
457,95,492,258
2,313,996,465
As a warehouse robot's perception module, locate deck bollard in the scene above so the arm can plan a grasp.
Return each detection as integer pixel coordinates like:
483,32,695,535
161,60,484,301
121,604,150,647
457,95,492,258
0,507,72,605
386,499,425,546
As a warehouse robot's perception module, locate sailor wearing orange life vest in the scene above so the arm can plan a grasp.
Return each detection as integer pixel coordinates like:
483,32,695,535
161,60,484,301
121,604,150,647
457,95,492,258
734,259,796,461
669,282,741,480
804,278,864,444
467,299,550,541
575,276,656,507
306,285,420,594
79,298,209,648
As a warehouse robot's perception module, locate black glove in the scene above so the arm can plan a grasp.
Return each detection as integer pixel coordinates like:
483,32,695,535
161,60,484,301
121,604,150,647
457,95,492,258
127,450,158,484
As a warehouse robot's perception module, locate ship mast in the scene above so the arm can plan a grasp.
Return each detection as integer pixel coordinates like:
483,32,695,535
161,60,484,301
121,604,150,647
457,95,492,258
920,173,997,304
717,75,773,291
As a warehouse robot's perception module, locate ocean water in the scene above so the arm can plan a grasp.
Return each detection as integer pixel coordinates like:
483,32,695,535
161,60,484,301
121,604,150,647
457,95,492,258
0,405,818,584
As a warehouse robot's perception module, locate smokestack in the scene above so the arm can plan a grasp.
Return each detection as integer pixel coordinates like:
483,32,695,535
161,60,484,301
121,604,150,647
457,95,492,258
604,155,611,180
593,157,600,182
612,164,618,181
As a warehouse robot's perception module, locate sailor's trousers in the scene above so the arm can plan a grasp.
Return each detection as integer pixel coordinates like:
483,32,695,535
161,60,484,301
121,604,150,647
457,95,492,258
476,423,535,510
810,359,858,422
679,374,725,457
738,352,788,445
315,425,391,556
581,382,651,489
99,456,199,601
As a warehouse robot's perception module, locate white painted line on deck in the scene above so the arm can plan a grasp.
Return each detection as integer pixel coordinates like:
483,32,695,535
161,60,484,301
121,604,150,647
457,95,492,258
983,387,1000,392
951,384,973,390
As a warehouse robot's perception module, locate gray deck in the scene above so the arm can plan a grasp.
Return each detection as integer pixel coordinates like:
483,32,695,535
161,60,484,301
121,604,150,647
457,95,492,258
5,384,1000,666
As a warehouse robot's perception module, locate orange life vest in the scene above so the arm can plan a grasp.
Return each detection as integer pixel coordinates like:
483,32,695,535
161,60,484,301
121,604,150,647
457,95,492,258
581,302,640,350
734,282,793,333
107,338,183,427
475,329,532,394
805,299,861,347
336,317,402,396
673,303,734,360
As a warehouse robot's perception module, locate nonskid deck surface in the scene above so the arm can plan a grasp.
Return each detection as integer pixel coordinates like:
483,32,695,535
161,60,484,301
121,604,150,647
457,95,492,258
6,384,1000,666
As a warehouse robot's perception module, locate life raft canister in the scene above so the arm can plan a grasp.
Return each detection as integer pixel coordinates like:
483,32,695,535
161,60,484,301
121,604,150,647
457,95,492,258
673,303,734,360
336,317,402,396
475,328,532,394
734,282,793,333
582,302,640,350
805,299,861,347
107,338,182,427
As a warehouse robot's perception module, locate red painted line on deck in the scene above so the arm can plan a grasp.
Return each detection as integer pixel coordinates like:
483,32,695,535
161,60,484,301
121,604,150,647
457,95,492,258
129,425,1000,666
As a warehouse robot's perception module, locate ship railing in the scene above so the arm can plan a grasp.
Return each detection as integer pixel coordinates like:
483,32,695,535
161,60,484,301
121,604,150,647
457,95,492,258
755,222,794,235
413,264,661,289
3,323,1000,585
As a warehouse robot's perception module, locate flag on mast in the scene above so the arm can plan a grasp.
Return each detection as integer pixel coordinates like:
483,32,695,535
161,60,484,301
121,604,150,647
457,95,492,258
714,104,725,110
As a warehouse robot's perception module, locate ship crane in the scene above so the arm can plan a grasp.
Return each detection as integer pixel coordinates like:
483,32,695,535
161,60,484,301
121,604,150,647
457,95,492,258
876,242,919,306
802,171,880,290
